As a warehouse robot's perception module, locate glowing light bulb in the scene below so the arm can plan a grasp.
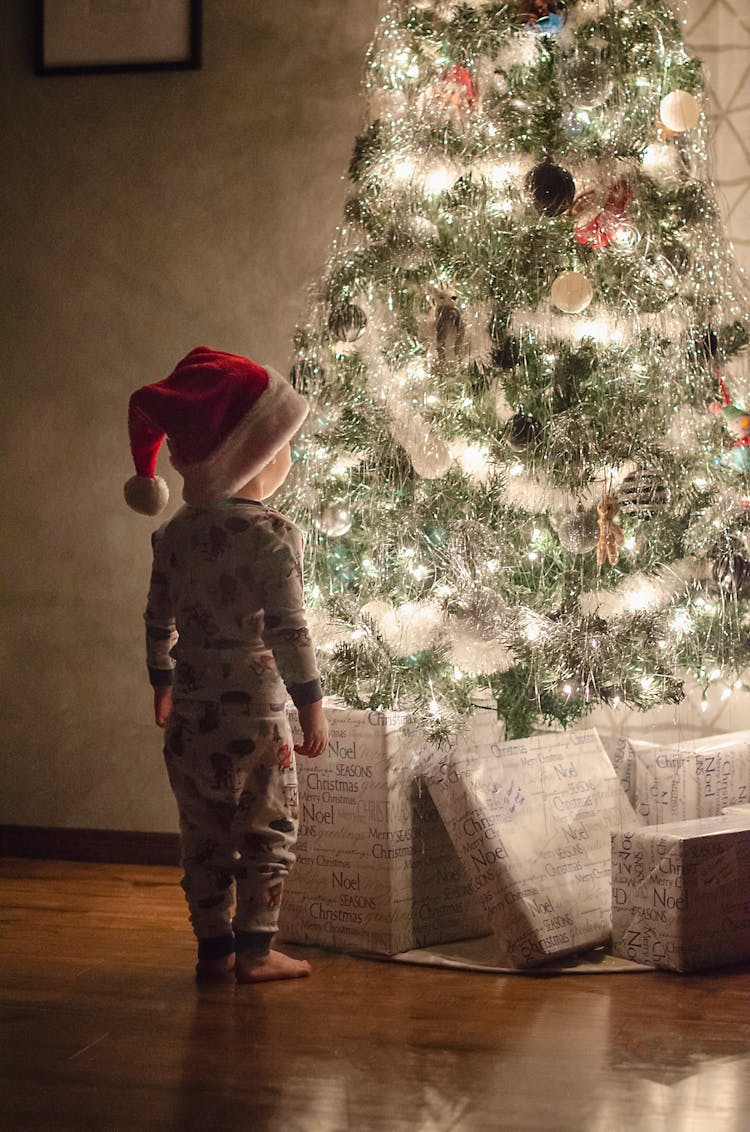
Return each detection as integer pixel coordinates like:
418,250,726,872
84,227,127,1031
423,163,455,196
392,156,415,182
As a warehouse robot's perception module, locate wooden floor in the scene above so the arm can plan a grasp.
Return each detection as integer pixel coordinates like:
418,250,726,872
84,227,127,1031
2,859,749,1132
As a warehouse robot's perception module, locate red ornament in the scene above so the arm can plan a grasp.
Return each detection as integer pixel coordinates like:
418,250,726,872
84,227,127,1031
574,178,632,250
439,65,478,113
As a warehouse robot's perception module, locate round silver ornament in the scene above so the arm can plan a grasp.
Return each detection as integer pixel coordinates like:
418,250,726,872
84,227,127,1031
557,510,600,554
713,553,750,595
328,304,367,343
559,58,613,111
315,502,353,537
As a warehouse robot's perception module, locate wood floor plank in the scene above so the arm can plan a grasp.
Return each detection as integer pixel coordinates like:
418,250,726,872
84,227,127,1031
1,858,749,1131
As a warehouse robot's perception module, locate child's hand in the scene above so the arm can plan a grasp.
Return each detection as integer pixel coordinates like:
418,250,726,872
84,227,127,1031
154,686,173,728
294,700,328,758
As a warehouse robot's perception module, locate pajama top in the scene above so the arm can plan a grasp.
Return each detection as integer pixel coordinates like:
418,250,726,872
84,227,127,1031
144,499,322,709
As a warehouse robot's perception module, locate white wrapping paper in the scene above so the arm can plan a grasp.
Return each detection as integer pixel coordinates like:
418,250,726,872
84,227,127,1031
611,730,750,825
611,813,750,972
278,705,489,955
426,729,635,968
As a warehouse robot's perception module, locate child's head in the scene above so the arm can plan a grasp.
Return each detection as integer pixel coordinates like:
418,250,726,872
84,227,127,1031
124,347,307,515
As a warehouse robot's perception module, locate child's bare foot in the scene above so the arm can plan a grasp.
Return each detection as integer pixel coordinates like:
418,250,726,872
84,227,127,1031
235,949,311,983
195,954,235,982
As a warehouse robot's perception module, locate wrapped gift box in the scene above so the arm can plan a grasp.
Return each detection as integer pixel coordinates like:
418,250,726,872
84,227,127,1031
611,813,750,971
425,729,635,968
278,705,489,955
611,730,750,825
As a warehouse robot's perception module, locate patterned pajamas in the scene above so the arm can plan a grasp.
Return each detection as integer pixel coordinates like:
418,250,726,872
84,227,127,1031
144,499,321,954
164,693,299,944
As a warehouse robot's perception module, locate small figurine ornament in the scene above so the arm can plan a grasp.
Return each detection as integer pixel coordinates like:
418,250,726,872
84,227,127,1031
709,381,750,471
596,493,625,567
574,177,633,251
429,285,466,359
519,0,567,35
429,65,479,127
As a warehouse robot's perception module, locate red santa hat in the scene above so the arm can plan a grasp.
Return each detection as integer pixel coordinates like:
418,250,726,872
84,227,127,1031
124,345,309,515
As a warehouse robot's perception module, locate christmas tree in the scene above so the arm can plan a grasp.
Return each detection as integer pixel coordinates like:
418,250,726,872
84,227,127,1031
279,0,750,742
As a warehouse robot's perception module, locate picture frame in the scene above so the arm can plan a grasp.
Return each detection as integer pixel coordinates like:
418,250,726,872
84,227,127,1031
35,0,202,77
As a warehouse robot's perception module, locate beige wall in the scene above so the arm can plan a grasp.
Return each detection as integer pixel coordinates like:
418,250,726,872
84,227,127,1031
1,1,376,831
1,2,747,833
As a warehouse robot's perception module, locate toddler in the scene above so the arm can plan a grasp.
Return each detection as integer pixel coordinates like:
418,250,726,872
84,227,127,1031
124,346,327,982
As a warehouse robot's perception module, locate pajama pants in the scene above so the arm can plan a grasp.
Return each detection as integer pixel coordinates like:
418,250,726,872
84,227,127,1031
163,687,299,952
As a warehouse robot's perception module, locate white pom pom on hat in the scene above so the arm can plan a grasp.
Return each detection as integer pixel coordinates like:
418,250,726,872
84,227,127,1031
124,473,170,515
124,346,309,515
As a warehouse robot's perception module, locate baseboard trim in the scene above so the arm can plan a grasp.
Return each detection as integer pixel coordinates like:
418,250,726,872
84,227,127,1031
0,825,180,866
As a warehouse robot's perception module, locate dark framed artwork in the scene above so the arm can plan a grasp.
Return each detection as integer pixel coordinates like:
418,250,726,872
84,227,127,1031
35,0,202,76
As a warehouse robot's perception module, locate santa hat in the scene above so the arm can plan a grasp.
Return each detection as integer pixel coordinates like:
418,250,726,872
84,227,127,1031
124,346,309,515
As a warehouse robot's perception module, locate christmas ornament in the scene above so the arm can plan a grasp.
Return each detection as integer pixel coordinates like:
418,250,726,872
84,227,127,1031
697,328,720,360
506,412,541,450
709,398,750,471
550,272,594,314
596,493,624,567
315,502,353,537
424,65,479,127
617,471,670,515
559,57,613,111
713,552,750,594
290,359,323,393
328,304,367,343
574,178,633,251
659,90,701,134
491,331,521,370
557,510,600,554
428,285,466,359
527,162,576,216
519,0,567,35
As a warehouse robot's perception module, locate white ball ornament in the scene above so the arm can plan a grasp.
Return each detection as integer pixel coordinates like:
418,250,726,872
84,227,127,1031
550,271,594,314
659,90,700,134
315,502,353,537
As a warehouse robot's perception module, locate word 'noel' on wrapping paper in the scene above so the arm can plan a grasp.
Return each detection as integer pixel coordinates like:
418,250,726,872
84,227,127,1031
425,729,637,969
611,730,750,825
278,705,489,956
611,813,750,972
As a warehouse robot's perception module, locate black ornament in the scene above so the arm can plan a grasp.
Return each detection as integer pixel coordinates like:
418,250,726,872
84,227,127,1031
697,328,720,361
328,303,367,343
617,471,669,515
491,334,521,370
527,162,576,216
506,413,541,450
713,553,750,595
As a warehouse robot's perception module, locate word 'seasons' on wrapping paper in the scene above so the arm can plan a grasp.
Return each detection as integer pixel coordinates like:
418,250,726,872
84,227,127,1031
278,704,491,955
611,813,750,972
425,729,637,969
611,731,750,825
